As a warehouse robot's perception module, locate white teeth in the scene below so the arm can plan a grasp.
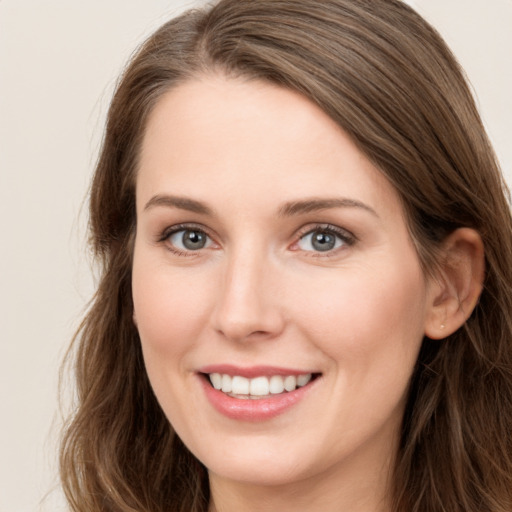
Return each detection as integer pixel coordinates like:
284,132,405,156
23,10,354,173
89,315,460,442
221,374,232,393
210,372,222,389
208,373,314,398
297,374,312,387
232,376,250,395
269,375,285,394
284,375,297,392
250,376,270,396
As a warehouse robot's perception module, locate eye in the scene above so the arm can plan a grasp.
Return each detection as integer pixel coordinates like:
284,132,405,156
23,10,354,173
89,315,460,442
296,226,352,253
167,228,213,252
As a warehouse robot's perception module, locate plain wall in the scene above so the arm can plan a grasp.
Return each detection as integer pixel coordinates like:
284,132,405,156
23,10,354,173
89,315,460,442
0,1,510,511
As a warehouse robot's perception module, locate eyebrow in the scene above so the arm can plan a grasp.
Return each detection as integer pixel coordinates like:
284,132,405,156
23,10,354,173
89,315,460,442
278,197,378,217
143,194,378,218
144,194,213,215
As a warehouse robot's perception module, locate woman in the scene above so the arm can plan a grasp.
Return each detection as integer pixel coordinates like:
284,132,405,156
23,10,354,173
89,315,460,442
60,0,512,511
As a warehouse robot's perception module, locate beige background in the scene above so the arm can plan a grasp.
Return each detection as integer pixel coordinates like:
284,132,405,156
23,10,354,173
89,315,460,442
0,1,510,511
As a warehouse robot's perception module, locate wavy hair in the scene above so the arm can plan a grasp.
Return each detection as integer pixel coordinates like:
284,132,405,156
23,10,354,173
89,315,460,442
60,1,512,510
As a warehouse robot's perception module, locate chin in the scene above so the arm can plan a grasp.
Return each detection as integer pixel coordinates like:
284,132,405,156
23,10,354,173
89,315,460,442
188,437,312,487
206,458,308,488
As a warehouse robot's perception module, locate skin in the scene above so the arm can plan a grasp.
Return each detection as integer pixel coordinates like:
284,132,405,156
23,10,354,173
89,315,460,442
131,75,481,511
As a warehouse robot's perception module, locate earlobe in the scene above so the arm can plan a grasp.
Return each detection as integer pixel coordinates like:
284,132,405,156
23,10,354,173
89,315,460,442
424,228,485,340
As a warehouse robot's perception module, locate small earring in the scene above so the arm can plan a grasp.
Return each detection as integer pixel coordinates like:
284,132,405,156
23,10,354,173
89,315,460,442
440,323,445,329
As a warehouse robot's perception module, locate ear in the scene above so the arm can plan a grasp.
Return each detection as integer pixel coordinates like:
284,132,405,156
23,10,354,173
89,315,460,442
133,309,138,327
424,228,485,339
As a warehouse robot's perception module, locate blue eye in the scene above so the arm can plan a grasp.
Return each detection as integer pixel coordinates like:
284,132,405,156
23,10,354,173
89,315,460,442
297,228,349,252
168,228,212,251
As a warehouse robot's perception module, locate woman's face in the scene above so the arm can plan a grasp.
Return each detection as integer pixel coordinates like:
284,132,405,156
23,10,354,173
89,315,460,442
132,76,436,491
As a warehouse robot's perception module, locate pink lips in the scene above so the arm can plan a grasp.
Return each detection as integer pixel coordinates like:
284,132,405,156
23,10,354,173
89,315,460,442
198,365,319,422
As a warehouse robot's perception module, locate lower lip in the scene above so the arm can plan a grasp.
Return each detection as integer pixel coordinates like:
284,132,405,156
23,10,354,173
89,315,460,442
200,376,316,421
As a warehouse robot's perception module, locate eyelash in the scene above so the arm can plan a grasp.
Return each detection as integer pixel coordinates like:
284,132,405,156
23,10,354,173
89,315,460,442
158,223,213,257
158,222,356,257
294,223,356,256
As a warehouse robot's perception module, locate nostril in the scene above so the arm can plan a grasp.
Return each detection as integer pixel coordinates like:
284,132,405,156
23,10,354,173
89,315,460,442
215,324,282,343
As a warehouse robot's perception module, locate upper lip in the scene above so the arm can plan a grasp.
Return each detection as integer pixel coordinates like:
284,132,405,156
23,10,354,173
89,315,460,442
198,364,319,379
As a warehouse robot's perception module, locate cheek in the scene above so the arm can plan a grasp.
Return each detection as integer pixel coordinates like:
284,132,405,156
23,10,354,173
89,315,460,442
131,252,215,360
294,261,428,449
292,258,428,374
131,250,217,430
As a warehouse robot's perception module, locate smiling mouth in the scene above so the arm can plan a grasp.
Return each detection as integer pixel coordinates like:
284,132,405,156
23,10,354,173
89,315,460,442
203,372,321,399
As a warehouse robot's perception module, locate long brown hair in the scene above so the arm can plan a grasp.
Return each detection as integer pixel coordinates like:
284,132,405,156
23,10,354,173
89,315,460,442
60,1,512,510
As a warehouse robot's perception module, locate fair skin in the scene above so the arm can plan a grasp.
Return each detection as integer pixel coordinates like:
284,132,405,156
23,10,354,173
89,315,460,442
132,75,484,512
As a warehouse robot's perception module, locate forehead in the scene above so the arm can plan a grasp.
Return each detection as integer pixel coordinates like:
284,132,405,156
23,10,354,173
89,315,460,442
137,75,402,221
140,75,345,164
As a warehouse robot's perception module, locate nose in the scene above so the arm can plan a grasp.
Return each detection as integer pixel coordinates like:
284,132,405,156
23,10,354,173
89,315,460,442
212,248,285,343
